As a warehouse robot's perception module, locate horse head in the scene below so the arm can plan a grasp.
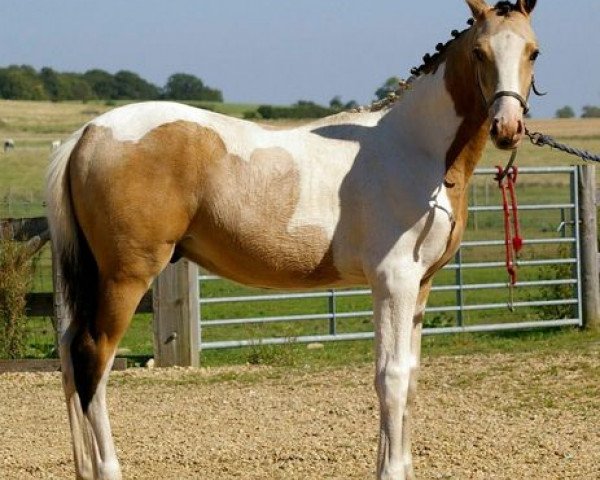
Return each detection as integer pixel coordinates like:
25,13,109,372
467,0,538,149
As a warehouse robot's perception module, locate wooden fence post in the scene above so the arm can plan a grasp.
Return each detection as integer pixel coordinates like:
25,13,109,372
152,259,200,367
578,165,600,330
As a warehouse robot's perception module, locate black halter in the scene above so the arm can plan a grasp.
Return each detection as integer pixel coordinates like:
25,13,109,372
490,90,530,114
477,66,547,115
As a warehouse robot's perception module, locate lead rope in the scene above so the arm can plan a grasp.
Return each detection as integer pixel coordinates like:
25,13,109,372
495,153,523,312
525,127,600,163
494,124,600,312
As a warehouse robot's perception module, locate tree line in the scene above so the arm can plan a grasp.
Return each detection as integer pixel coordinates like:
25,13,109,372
0,65,223,102
556,105,600,118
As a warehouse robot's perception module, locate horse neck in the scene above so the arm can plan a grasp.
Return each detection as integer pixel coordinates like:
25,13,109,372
383,29,489,187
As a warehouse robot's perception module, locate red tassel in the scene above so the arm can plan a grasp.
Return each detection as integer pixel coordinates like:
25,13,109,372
496,165,523,286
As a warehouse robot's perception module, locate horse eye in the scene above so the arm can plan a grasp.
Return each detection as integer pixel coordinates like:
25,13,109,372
530,50,540,62
473,48,485,62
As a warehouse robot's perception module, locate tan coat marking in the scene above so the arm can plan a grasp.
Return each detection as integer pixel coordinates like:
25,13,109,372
70,120,339,292
422,21,491,281
177,124,340,288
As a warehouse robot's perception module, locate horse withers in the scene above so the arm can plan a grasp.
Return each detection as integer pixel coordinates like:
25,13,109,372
46,1,539,478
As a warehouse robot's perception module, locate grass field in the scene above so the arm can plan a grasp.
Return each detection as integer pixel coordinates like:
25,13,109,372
1,100,598,364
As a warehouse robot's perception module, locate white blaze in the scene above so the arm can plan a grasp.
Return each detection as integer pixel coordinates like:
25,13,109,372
490,30,527,117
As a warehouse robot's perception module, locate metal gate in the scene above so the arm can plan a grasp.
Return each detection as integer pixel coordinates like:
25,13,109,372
197,166,582,350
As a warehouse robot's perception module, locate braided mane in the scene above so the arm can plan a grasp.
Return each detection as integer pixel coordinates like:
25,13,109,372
360,1,519,112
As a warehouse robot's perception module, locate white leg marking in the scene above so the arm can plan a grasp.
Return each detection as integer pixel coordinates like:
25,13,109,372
401,293,428,480
371,268,421,480
86,354,122,480
60,326,94,480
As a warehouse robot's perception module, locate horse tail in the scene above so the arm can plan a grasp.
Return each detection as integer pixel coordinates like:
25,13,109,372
45,127,99,341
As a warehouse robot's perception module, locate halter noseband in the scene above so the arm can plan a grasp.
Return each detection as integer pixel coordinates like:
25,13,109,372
490,90,530,115
475,63,532,116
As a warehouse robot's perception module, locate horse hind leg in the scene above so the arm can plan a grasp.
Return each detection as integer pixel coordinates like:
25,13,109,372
62,273,157,480
60,325,94,480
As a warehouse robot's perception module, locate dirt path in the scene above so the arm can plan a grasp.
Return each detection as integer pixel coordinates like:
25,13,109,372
1,349,598,480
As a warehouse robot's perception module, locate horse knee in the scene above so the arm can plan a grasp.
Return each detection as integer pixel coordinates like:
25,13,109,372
376,361,411,410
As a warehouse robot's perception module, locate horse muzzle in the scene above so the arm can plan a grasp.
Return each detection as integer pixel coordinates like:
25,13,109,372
489,93,527,150
490,115,524,150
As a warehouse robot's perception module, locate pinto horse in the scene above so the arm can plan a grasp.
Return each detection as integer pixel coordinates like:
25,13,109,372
46,1,539,478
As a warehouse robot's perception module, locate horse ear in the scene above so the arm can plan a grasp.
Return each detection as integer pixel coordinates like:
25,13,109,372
517,0,537,15
465,0,489,20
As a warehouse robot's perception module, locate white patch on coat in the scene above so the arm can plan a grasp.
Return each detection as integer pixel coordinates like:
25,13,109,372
85,355,122,479
285,132,361,239
392,64,463,161
365,64,459,273
490,30,527,117
91,101,269,159
287,65,459,263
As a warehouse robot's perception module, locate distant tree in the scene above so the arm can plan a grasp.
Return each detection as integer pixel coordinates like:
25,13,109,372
39,67,96,101
60,73,95,102
555,106,575,119
84,69,117,99
164,73,205,100
39,67,61,100
257,101,338,119
329,95,343,110
581,105,600,118
163,73,223,101
329,96,358,111
257,105,274,119
199,85,223,102
0,65,229,102
0,65,47,100
113,70,160,100
375,76,401,100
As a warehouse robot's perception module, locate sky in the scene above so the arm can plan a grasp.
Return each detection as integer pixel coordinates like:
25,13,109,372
0,0,599,118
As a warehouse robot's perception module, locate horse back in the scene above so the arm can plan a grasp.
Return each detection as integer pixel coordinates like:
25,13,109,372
69,104,356,288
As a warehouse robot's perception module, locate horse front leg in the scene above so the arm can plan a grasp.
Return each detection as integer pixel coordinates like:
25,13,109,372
371,268,423,480
400,279,432,479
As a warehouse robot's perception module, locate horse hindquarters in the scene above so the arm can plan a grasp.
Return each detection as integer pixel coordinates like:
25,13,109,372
47,128,181,479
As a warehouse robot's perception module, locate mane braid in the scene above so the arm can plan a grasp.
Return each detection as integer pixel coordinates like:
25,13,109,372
357,17,473,113
410,18,474,77
358,2,518,113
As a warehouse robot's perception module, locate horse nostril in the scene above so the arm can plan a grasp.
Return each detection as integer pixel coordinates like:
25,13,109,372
498,138,512,148
516,120,524,135
490,119,499,137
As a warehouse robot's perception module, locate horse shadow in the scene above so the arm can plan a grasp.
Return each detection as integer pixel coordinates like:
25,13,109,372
310,115,450,279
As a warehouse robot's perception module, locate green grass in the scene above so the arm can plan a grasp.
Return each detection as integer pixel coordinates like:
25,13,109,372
199,327,600,369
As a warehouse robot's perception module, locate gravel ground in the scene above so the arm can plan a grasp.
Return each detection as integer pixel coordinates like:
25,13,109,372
1,349,598,480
